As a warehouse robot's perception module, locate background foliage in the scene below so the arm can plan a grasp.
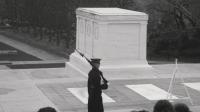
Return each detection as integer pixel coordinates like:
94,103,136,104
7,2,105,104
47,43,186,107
0,0,200,61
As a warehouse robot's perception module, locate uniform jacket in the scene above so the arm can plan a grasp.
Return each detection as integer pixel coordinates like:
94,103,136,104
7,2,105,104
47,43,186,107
87,68,105,112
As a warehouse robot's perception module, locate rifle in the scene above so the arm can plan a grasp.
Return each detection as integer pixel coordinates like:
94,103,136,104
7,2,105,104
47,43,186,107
76,49,108,84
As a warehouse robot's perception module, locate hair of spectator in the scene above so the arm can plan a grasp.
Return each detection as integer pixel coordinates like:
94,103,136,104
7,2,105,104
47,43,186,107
153,100,175,112
174,103,191,112
38,107,57,112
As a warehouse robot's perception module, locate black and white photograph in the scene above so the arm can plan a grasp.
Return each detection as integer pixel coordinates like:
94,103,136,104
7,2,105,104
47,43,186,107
0,0,200,112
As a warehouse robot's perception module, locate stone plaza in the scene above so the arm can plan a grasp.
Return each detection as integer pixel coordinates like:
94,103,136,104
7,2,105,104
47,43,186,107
0,63,200,112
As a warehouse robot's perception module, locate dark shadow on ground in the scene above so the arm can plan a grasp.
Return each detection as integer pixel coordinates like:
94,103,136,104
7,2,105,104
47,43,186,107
0,42,41,61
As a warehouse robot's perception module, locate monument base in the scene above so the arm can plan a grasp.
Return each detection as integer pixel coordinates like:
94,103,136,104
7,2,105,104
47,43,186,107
67,51,152,77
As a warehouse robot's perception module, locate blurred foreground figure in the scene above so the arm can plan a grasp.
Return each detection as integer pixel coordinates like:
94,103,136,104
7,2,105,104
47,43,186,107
38,107,57,112
131,109,149,112
153,100,175,112
174,103,191,112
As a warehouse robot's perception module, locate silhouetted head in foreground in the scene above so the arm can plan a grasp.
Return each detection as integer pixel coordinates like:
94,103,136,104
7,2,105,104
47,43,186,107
38,107,57,112
153,100,175,112
131,110,149,112
174,103,191,112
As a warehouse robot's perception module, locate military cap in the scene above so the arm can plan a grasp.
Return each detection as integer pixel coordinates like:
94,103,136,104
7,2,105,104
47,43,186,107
91,58,101,64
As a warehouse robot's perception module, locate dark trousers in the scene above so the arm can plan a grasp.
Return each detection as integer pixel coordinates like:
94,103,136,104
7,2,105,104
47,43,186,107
88,95,104,112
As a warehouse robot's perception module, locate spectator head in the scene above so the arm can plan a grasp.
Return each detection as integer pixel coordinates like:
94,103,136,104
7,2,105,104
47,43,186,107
38,107,57,112
153,100,175,112
140,110,149,112
131,109,149,112
174,103,191,112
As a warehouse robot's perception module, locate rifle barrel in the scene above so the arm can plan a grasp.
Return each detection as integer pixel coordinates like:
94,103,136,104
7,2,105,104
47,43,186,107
76,49,108,83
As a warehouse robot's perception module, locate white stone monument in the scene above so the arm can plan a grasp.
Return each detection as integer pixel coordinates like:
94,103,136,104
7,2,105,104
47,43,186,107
68,8,151,75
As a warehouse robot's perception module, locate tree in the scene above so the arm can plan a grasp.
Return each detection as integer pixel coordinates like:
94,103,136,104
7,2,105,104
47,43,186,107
147,0,199,31
147,0,200,60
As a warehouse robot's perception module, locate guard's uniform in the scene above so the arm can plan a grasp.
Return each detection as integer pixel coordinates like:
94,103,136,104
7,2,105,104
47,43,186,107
88,68,104,112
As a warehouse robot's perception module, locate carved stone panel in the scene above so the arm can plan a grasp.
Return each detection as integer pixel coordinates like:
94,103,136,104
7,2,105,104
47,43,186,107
85,20,93,56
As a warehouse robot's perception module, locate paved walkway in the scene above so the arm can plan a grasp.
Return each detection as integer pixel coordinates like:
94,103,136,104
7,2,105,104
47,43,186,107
0,67,86,112
0,63,199,112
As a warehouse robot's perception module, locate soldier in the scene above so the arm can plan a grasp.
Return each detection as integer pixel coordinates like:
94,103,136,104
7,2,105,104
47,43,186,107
76,50,108,112
88,58,107,112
